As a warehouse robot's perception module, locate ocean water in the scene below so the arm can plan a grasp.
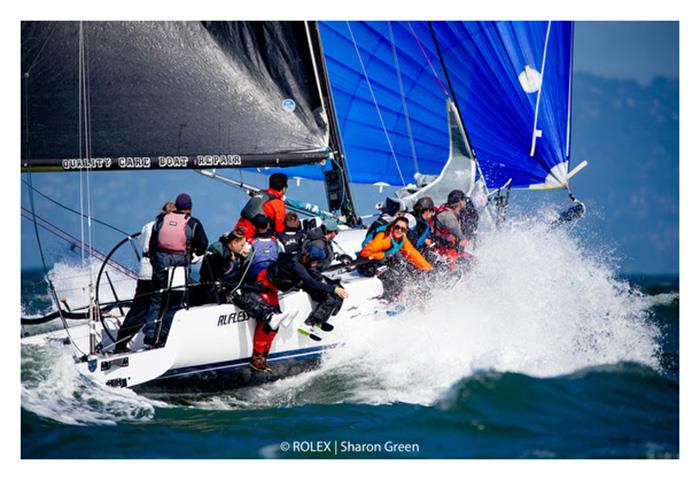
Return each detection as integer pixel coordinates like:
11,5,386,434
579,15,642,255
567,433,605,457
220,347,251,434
20,220,679,459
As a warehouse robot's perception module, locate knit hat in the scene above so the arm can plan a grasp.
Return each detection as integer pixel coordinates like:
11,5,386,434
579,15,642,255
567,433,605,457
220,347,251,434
175,193,192,210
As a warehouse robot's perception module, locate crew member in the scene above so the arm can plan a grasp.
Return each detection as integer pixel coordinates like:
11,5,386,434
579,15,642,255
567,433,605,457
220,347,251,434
433,190,470,262
459,197,480,242
141,193,208,348
192,228,251,306
364,208,405,244
358,216,432,301
234,173,288,239
114,200,175,352
247,214,284,280
233,245,348,372
302,218,338,271
277,212,306,257
405,197,436,252
266,245,349,338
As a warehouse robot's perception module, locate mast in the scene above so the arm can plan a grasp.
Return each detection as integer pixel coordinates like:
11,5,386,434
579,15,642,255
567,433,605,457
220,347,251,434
427,21,490,195
306,21,361,226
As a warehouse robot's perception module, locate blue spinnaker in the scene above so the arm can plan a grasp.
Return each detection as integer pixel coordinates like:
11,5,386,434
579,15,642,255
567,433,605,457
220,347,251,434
429,21,574,189
274,21,574,191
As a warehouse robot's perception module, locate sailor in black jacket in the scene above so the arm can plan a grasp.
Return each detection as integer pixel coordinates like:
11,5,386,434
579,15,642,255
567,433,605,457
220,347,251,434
192,228,251,306
266,245,348,330
300,218,338,271
277,212,306,257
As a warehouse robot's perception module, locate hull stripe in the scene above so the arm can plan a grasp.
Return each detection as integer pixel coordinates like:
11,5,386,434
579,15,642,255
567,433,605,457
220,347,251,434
159,344,337,379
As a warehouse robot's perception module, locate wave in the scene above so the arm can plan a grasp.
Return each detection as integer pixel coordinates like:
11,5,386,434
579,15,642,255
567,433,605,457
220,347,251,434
21,344,165,426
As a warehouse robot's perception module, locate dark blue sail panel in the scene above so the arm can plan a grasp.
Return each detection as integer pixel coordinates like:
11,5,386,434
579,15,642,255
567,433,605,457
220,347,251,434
306,21,450,186
430,21,573,189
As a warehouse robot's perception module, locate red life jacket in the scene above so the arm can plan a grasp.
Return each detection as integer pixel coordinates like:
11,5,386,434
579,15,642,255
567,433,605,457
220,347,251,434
433,204,458,246
157,212,190,253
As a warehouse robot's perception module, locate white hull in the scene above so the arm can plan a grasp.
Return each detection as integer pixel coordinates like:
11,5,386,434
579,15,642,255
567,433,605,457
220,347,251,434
22,269,383,395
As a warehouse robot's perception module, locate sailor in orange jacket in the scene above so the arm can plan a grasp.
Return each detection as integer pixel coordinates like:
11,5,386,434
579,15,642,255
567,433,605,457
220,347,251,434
358,216,432,300
235,173,288,239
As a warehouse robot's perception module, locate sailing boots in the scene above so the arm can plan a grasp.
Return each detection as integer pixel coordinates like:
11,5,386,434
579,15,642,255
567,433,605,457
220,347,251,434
250,352,272,372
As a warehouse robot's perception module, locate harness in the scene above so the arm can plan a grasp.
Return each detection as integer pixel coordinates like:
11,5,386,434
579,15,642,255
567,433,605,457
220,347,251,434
362,225,404,257
433,205,458,247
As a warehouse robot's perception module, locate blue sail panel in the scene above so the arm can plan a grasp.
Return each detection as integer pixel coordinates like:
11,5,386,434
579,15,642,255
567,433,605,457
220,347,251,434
314,21,451,186
430,21,573,189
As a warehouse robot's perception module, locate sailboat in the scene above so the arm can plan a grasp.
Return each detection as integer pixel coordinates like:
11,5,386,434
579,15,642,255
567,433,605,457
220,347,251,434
21,20,582,394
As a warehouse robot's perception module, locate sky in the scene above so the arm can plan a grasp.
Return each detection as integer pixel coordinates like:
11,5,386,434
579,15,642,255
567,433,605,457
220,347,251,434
20,21,680,274
573,22,678,84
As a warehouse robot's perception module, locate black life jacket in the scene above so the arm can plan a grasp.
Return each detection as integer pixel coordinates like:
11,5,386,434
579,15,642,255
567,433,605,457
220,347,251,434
408,216,433,248
278,229,305,256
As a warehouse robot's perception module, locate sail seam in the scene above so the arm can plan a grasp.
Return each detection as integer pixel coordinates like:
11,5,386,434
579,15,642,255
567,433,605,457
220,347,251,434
346,21,406,186
388,21,420,176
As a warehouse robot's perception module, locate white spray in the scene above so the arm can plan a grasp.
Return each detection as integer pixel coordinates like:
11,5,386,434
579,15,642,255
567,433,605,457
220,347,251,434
209,217,665,409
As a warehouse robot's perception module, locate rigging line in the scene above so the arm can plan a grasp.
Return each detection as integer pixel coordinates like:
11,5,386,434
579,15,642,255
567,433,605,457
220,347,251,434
345,21,407,187
388,21,420,175
78,23,85,267
406,21,449,97
304,21,327,118
23,22,57,75
80,22,96,286
20,207,136,277
20,209,138,279
20,179,131,236
86,30,96,276
23,74,86,357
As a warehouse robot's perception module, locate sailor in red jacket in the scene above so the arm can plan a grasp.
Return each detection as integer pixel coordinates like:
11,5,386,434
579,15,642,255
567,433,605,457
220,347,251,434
235,173,288,239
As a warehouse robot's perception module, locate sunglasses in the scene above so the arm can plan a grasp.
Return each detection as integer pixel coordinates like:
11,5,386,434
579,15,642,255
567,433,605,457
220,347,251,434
393,225,408,233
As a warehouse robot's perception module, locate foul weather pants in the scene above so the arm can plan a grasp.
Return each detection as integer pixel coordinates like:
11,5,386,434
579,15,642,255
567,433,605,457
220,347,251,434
114,279,153,351
232,269,280,356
